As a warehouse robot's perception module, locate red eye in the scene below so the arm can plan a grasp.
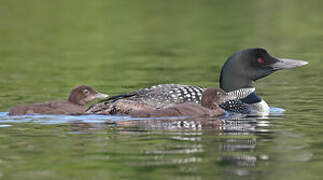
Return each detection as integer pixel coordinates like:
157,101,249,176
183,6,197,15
257,58,264,64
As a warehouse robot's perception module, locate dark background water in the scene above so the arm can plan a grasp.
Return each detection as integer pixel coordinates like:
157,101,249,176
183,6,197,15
0,0,323,179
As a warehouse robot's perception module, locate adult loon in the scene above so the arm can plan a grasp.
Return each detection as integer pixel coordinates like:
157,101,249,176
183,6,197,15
86,48,308,115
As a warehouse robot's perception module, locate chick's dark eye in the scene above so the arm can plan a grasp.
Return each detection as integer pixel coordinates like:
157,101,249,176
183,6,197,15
216,91,225,97
83,89,89,95
257,58,264,64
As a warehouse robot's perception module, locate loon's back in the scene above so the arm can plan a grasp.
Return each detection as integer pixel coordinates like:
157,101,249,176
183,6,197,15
106,84,205,109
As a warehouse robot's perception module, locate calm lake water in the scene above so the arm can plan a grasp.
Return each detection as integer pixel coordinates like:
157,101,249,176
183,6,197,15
1,0,323,179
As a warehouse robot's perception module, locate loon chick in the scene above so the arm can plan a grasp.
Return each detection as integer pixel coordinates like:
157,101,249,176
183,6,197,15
9,85,108,116
130,88,230,117
86,48,308,115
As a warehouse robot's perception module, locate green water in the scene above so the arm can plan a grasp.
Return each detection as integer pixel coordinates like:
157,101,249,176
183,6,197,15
1,0,323,179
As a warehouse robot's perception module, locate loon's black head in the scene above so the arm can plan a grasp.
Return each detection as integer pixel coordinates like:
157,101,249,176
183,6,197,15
220,48,308,92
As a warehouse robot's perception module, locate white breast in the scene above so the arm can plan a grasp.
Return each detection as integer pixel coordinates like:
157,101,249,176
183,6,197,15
250,100,270,115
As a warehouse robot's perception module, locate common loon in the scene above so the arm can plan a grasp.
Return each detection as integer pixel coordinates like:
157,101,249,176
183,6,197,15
9,85,108,116
86,48,308,115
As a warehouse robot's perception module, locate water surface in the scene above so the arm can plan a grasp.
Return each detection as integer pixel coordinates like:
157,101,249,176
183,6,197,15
1,0,323,179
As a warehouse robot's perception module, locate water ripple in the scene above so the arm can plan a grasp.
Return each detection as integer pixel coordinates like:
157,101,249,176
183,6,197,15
0,107,285,128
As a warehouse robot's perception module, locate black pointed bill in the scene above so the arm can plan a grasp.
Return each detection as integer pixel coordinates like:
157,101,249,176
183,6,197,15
271,58,308,70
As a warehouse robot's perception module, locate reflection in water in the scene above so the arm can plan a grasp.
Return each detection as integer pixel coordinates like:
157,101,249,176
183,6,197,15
0,108,311,179
144,144,204,154
106,113,276,177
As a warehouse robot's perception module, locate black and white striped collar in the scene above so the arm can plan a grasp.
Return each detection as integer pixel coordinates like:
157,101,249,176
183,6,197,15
227,88,255,100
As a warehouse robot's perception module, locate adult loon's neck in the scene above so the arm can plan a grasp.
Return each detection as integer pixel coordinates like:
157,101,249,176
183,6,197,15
240,91,270,115
229,89,270,115
240,92,262,104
